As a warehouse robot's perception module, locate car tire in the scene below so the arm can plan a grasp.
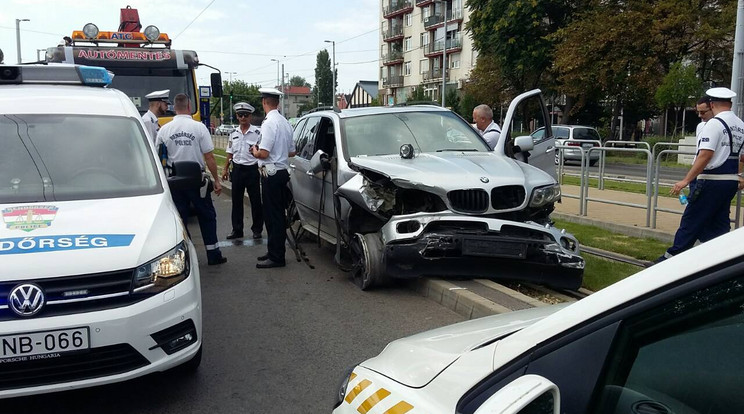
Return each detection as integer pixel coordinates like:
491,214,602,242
350,233,386,290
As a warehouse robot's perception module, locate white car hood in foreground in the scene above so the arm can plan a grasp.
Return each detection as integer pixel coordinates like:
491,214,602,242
0,194,181,279
362,304,566,388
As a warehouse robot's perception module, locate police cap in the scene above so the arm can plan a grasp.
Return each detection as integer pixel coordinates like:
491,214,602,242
259,87,284,98
233,102,255,114
145,89,171,104
705,87,737,102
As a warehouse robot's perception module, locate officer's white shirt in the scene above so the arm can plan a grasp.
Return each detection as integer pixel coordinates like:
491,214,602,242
227,124,261,166
156,114,214,169
695,120,706,139
696,110,744,170
480,120,502,150
142,110,159,145
258,109,295,169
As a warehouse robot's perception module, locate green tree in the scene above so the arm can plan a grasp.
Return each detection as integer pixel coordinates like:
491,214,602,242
463,55,510,113
459,92,477,123
656,62,702,137
210,80,262,124
446,88,461,115
407,85,432,103
313,49,336,107
289,75,311,88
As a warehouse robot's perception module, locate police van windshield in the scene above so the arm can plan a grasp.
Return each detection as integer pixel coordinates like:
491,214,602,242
109,68,196,116
342,111,488,157
0,115,162,203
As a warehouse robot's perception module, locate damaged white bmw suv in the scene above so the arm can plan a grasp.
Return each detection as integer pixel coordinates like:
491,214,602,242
289,90,584,290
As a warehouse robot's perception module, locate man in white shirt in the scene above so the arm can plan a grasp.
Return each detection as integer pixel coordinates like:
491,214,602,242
222,102,263,240
142,89,170,145
251,88,296,268
157,93,226,265
472,104,502,150
657,87,744,263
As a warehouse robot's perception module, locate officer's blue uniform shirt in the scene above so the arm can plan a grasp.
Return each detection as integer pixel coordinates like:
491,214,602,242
258,109,295,169
142,110,159,145
696,110,744,170
156,114,214,169
227,125,261,166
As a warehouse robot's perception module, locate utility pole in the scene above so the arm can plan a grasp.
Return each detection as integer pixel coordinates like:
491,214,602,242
281,63,286,116
732,0,744,117
16,18,30,64
226,71,237,124
325,40,336,108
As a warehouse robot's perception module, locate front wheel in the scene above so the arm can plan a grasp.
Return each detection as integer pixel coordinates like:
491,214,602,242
350,233,387,290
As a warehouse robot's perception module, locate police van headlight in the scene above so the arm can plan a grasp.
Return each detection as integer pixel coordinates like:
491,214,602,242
333,365,357,409
133,242,191,294
529,183,561,207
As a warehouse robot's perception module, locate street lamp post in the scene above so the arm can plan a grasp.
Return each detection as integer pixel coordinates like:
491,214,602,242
15,18,30,64
226,71,237,123
270,58,285,115
324,40,336,108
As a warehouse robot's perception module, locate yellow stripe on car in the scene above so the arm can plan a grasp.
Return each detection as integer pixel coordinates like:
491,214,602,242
356,388,391,414
345,379,372,404
383,401,414,414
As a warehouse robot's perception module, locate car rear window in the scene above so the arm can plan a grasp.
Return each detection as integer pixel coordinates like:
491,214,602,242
1,114,162,203
573,128,600,140
342,111,489,157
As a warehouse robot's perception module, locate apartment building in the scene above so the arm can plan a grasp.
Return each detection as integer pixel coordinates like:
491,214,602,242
379,0,476,106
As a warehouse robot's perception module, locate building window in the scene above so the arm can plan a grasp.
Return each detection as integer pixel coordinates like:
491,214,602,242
419,59,428,74
404,62,412,76
405,13,412,27
404,37,412,52
450,53,460,69
421,33,429,47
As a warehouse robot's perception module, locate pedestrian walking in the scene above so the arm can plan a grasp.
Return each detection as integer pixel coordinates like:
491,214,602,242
472,104,502,150
222,102,264,240
656,87,744,263
157,93,227,265
251,87,296,269
142,89,170,145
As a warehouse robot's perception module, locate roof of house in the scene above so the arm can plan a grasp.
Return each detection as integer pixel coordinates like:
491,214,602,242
356,81,379,99
283,86,312,95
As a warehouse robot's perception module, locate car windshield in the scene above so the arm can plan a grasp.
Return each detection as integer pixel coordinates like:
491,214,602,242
573,127,601,140
341,111,489,157
1,114,162,203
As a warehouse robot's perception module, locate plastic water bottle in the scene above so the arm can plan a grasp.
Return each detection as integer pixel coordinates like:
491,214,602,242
679,193,688,205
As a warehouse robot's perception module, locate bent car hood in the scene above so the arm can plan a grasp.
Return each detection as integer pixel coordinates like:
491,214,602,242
361,304,566,388
350,152,533,190
0,195,181,279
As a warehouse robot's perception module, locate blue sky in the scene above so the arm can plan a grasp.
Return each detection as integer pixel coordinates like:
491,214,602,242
0,0,380,93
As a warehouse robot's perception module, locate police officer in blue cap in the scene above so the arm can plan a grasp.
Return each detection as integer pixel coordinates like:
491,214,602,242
223,102,263,240
656,87,744,263
251,87,296,268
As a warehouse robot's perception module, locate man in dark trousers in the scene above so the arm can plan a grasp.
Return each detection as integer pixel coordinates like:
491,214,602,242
251,88,295,268
157,93,227,265
222,102,263,240
656,87,744,263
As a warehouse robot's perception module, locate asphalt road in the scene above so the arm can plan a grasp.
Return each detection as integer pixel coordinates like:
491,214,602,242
5,195,463,413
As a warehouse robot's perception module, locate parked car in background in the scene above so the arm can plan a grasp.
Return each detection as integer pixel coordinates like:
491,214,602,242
531,125,602,166
215,124,237,135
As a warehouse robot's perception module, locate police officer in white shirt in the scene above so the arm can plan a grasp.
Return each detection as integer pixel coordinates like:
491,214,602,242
142,89,170,145
695,96,714,138
657,87,744,263
251,87,296,268
473,104,502,150
156,93,227,265
222,102,263,240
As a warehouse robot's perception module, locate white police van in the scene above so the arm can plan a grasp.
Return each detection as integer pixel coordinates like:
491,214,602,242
0,64,203,397
333,226,744,414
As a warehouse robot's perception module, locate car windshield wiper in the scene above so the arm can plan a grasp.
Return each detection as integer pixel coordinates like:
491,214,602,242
436,148,479,152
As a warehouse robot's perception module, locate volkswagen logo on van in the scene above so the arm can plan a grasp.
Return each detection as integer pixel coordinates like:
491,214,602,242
8,284,45,317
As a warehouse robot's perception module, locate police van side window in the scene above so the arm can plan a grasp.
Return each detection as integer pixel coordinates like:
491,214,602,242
297,117,320,160
0,117,45,203
592,270,744,414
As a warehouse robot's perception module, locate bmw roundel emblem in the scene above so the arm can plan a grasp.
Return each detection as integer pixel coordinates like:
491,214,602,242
8,283,45,317
480,177,489,183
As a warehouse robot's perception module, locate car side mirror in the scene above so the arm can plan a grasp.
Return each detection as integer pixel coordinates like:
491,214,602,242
513,135,534,153
308,150,331,175
210,73,223,98
167,161,202,191
473,375,559,414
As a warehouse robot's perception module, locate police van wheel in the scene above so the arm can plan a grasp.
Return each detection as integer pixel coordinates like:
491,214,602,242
351,233,385,290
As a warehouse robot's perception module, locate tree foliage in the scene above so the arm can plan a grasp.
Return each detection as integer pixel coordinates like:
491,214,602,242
211,80,262,124
289,75,310,88
407,85,431,102
656,62,702,136
313,49,337,107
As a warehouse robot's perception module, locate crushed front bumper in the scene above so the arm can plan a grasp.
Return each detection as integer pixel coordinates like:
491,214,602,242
380,212,585,290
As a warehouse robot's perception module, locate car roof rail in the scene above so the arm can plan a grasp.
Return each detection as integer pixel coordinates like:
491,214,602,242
307,106,334,114
393,100,441,107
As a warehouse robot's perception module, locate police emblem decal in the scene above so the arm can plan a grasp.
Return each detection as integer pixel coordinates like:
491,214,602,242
2,206,59,232
480,177,489,183
8,284,45,317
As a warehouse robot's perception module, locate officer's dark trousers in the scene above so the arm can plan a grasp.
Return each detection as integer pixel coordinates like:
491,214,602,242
667,179,738,256
231,163,263,235
171,186,223,262
261,170,289,264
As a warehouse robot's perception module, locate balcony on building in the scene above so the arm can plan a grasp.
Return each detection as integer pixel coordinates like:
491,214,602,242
424,36,462,57
382,50,405,65
382,26,404,42
383,0,414,18
423,13,445,29
383,75,404,88
421,68,445,83
416,0,434,6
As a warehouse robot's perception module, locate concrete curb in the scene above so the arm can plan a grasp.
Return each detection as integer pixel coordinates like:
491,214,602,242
414,278,513,319
553,212,675,243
